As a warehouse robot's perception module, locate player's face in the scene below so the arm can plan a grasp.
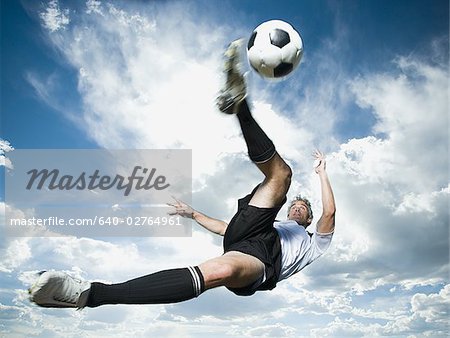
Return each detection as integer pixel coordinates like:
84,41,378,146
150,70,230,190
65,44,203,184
288,201,312,226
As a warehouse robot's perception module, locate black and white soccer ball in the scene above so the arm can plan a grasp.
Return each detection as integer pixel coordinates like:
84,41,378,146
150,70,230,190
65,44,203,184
247,20,303,79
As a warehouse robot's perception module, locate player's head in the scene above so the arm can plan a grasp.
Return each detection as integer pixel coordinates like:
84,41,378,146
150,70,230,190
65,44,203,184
287,195,313,226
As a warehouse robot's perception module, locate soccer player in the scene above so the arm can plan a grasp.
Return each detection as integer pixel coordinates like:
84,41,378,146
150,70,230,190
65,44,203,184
29,40,336,309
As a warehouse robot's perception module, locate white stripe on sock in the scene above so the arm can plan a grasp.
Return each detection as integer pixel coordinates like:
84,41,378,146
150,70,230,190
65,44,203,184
187,266,200,296
192,267,201,296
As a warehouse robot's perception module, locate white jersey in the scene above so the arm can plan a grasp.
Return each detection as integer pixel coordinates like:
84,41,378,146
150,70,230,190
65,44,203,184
274,220,333,282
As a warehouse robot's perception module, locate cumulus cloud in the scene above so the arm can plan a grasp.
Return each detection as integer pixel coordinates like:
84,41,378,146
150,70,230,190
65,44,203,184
29,0,323,180
0,238,31,273
0,139,14,169
39,0,70,32
411,285,450,324
349,56,448,192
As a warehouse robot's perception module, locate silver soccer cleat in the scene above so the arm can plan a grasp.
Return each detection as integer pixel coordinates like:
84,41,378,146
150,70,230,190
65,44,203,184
28,270,91,309
216,39,247,114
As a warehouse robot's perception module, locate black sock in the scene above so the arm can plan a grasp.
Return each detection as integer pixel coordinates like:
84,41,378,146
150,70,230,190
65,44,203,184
237,100,276,163
86,266,205,307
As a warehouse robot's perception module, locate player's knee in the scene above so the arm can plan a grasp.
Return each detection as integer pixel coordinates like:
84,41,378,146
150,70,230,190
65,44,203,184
215,262,238,283
283,163,292,184
201,260,238,288
274,162,292,190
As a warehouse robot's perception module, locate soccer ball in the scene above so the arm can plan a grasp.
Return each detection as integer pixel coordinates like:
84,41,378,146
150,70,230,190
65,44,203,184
247,20,303,79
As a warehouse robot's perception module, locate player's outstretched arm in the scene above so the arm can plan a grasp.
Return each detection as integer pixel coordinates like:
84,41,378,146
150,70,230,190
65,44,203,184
167,197,228,236
313,150,336,234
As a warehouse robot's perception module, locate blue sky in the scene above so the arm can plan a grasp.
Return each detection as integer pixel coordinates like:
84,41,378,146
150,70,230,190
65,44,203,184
1,1,449,337
2,0,447,148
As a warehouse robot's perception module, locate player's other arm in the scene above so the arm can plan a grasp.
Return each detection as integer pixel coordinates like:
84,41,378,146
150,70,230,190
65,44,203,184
314,150,336,234
192,210,228,236
167,198,228,236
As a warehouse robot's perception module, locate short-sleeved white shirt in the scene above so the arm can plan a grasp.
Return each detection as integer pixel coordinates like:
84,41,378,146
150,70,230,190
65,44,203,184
274,220,333,282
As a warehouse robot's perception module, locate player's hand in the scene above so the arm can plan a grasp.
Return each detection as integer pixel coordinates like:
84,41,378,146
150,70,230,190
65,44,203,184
313,150,327,174
167,197,195,219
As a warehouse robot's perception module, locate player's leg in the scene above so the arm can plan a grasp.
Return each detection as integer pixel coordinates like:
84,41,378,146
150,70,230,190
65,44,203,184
199,251,265,289
217,40,292,209
87,253,264,303
29,266,206,309
84,266,205,307
236,99,292,209
28,252,264,309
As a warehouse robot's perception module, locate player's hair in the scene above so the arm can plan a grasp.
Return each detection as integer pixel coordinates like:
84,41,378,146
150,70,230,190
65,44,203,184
288,195,313,220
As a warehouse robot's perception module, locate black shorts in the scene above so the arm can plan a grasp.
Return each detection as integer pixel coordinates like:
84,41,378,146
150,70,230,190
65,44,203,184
223,185,285,296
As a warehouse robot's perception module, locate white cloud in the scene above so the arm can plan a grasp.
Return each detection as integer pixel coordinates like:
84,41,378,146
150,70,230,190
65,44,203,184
39,0,70,32
310,317,384,338
85,0,103,15
305,284,450,337
38,0,248,179
242,323,296,337
0,238,31,273
0,139,14,154
411,284,450,324
349,56,448,193
394,185,450,216
0,139,14,169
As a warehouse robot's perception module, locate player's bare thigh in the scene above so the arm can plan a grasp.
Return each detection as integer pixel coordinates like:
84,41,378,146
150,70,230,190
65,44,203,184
199,251,265,290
